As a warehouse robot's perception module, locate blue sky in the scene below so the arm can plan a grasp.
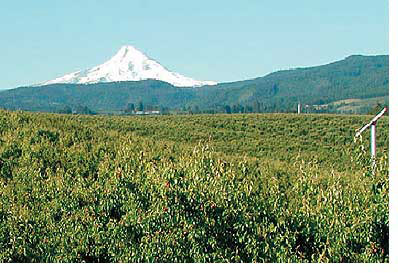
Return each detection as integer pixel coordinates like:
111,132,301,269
0,0,388,89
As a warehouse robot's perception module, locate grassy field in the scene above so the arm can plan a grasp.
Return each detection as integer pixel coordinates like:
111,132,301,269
327,96,388,114
0,110,388,262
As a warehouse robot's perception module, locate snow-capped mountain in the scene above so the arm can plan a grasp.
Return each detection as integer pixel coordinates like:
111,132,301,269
40,45,217,87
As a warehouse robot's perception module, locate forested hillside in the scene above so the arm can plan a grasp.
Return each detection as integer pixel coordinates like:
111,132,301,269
0,55,388,114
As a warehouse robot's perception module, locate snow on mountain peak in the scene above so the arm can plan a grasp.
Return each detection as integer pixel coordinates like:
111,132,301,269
113,45,149,61
40,45,217,87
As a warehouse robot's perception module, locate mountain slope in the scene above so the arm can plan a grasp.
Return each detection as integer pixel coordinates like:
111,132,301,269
40,45,217,87
0,55,388,114
190,55,388,108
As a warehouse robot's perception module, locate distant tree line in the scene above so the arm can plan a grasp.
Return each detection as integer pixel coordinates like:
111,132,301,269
123,101,170,115
57,105,96,115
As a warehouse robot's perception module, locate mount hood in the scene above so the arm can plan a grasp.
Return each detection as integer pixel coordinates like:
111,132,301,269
40,45,217,87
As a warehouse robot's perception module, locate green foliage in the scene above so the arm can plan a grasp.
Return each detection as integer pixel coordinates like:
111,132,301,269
0,110,388,262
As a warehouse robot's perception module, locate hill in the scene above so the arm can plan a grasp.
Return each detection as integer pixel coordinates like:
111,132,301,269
0,55,388,114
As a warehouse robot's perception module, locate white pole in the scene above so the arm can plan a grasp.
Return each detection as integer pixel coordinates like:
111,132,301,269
297,103,301,114
355,107,386,172
371,122,376,169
